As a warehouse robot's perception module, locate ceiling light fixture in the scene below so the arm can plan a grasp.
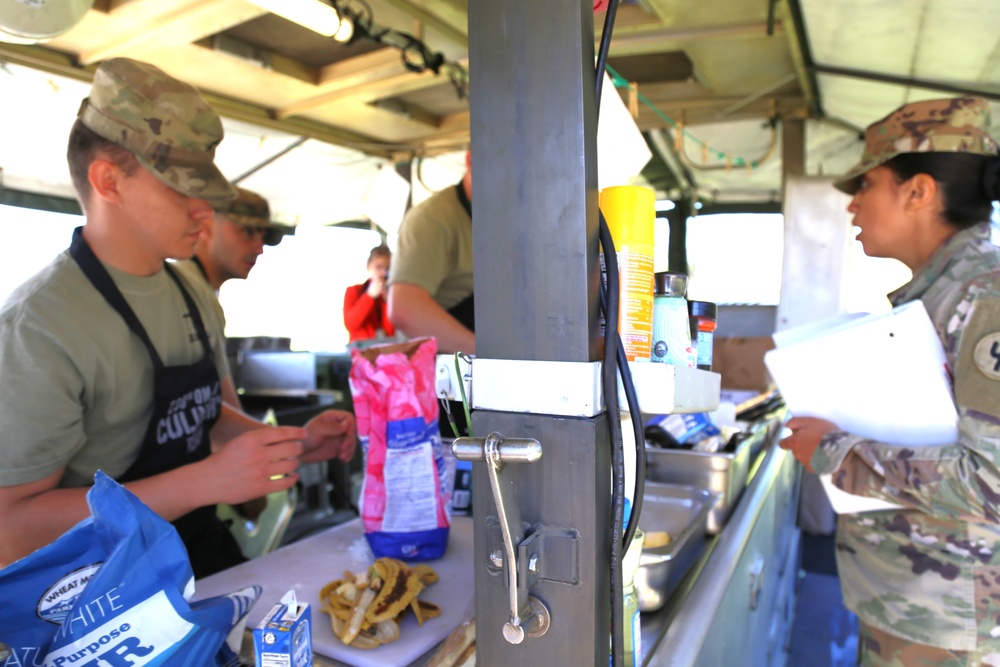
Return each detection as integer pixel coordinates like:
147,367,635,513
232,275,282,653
245,0,343,38
331,13,354,43
328,0,468,100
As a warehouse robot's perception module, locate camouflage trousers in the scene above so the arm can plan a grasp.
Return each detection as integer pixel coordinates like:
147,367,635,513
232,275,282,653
859,624,1000,667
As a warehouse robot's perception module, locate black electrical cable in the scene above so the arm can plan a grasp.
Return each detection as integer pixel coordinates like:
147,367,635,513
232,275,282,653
599,210,625,667
595,0,617,111
596,0,648,663
618,335,645,552
595,3,626,666
598,222,646,667
598,284,645,554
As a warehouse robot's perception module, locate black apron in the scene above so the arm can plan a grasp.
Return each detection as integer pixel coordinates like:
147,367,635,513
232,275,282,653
441,185,475,436
70,228,245,578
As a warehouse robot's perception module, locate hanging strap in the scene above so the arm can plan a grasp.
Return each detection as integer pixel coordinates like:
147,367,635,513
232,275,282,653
69,227,212,370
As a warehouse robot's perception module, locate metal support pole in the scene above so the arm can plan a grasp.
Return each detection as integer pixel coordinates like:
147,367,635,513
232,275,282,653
468,0,610,664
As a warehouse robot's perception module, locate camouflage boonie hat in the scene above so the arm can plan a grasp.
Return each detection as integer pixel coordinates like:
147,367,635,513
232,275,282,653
77,58,236,203
213,187,285,246
834,96,1000,194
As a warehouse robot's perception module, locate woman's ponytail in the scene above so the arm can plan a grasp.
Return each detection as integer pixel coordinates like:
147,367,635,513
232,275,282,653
982,156,1000,202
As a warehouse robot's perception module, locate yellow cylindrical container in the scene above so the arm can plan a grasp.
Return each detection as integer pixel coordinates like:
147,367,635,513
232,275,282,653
599,186,655,362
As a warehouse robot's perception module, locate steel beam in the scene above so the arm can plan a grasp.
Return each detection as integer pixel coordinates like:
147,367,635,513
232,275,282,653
468,0,610,664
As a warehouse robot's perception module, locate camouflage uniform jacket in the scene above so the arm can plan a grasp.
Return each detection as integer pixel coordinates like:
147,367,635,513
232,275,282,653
812,222,1000,650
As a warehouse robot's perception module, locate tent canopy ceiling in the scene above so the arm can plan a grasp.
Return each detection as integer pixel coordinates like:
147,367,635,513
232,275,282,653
0,0,998,209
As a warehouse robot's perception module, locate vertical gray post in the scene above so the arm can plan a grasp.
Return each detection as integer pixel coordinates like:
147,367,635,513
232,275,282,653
781,118,806,193
468,0,611,664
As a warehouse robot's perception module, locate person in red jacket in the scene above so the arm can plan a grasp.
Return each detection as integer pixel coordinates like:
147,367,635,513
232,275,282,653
343,244,396,343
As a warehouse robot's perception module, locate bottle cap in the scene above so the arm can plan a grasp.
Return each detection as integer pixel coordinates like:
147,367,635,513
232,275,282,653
688,300,717,319
653,272,688,296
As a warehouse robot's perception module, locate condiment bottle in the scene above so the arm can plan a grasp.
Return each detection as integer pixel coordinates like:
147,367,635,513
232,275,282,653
688,300,718,371
599,186,655,362
651,272,695,367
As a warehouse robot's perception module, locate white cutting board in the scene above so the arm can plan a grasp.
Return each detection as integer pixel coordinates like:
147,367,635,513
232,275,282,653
192,517,475,667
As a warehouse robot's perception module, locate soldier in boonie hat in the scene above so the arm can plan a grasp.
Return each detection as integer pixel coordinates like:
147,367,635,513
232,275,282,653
76,57,236,203
834,96,1000,195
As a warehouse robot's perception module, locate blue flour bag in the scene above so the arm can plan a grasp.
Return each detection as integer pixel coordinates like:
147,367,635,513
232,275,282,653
0,472,260,667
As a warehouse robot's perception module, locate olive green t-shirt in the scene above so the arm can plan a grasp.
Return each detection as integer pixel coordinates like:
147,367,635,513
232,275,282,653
390,185,473,310
0,250,230,488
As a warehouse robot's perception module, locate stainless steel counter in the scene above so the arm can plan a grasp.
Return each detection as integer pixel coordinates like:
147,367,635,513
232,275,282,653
641,439,800,666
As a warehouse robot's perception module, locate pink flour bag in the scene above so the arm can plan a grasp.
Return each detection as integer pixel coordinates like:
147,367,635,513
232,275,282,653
349,337,451,560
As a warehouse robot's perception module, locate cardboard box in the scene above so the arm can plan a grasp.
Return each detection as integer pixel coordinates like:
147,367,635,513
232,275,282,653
254,594,312,667
711,336,775,393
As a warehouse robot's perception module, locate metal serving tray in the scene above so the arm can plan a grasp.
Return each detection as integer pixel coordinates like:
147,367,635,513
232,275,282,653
634,482,720,612
644,429,755,534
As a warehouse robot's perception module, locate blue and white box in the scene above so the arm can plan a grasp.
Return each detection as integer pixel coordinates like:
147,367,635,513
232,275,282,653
253,590,312,667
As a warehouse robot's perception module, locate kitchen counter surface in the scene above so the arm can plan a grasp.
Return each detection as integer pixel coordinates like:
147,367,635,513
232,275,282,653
193,516,475,667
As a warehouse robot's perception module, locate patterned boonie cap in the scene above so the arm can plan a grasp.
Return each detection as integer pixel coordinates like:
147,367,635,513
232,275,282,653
213,187,285,245
835,97,1000,194
77,58,236,203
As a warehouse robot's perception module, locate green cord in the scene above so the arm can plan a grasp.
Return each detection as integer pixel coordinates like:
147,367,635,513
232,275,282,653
454,352,473,438
443,404,461,439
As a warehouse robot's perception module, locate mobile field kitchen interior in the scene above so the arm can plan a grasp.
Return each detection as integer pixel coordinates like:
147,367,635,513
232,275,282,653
0,0,998,665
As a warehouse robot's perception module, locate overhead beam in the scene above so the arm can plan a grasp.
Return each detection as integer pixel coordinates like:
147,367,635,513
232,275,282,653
631,95,807,130
196,36,315,85
277,68,442,118
0,42,392,157
378,0,468,50
780,0,822,117
716,72,797,118
811,63,1000,102
78,0,267,65
366,100,441,130
405,109,470,150
280,54,467,118
606,20,780,57
631,91,805,111
317,47,405,87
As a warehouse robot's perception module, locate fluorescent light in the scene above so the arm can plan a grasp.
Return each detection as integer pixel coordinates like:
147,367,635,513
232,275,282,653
332,14,354,43
654,200,676,212
245,0,342,37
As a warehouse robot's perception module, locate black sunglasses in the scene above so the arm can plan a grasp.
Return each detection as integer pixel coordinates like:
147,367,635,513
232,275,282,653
237,224,284,246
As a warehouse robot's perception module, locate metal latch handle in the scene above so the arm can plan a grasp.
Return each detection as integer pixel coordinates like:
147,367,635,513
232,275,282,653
453,432,548,644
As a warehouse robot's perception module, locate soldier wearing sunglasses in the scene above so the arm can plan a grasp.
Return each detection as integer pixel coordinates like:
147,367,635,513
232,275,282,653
180,187,286,291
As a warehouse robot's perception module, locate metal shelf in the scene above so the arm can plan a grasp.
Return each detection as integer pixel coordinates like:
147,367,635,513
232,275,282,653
625,363,721,415
437,356,721,418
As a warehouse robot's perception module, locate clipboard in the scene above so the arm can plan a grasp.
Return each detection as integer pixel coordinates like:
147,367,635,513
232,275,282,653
765,300,958,513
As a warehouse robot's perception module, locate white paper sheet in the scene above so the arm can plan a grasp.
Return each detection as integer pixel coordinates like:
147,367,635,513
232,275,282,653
765,301,958,513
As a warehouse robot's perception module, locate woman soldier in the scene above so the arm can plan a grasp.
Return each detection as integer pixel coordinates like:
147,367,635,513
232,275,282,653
782,97,1000,665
